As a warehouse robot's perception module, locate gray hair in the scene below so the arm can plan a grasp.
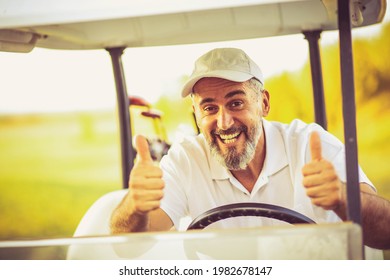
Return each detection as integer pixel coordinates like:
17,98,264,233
247,78,264,94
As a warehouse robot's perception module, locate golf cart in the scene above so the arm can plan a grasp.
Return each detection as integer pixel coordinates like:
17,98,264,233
0,0,387,260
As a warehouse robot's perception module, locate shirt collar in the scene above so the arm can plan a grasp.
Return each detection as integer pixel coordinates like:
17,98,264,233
209,119,288,180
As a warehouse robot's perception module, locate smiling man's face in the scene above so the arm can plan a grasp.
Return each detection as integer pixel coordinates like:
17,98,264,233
192,77,270,170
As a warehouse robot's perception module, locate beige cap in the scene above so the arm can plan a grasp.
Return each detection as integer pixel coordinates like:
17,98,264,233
181,48,264,97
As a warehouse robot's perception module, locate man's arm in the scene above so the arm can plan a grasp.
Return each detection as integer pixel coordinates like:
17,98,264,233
111,204,172,233
354,184,390,249
302,132,390,250
110,135,173,234
327,182,390,249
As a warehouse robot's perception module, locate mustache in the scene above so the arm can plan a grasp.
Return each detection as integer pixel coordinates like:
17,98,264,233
211,126,247,137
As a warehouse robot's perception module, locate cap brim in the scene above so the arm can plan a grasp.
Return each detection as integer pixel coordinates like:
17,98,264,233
181,70,254,97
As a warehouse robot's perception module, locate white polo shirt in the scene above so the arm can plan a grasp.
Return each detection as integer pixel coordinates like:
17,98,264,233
160,119,374,230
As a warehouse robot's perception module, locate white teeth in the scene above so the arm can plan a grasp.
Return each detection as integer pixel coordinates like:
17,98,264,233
219,132,240,140
219,132,240,143
223,138,236,144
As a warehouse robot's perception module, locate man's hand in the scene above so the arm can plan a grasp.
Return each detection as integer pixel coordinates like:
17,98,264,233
302,131,344,211
128,135,165,214
110,135,171,233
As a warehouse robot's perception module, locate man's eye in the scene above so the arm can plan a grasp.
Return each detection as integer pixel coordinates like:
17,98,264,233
229,100,244,108
203,106,217,113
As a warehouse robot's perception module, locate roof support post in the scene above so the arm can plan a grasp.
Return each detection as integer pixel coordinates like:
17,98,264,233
107,47,134,189
303,30,327,130
337,0,363,240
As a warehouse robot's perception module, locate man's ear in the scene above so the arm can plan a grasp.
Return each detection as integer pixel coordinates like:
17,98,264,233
262,90,270,117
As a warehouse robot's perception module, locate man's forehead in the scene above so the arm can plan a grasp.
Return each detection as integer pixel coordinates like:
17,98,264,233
193,77,245,91
195,90,247,106
192,78,250,98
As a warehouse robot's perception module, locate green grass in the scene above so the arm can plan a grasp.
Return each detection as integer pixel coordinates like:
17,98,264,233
0,112,121,239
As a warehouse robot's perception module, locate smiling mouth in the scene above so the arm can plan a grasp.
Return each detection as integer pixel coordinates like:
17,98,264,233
218,131,241,144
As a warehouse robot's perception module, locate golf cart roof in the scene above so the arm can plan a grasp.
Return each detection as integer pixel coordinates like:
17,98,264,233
0,0,386,52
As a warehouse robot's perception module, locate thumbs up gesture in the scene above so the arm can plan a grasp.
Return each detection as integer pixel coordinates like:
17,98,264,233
127,135,165,214
302,131,344,211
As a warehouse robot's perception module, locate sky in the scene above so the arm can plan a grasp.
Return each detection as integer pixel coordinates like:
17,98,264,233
0,9,388,114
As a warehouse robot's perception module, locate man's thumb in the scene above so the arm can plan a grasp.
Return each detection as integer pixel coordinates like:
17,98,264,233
134,135,153,163
310,131,322,161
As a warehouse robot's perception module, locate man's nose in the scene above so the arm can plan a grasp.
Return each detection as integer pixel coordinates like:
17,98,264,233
217,109,234,130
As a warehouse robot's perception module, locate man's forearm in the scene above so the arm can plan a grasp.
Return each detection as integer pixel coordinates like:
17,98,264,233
332,183,390,249
110,205,149,234
360,191,390,249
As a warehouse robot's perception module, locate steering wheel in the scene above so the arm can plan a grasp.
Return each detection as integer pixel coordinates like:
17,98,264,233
183,203,315,259
187,202,315,230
